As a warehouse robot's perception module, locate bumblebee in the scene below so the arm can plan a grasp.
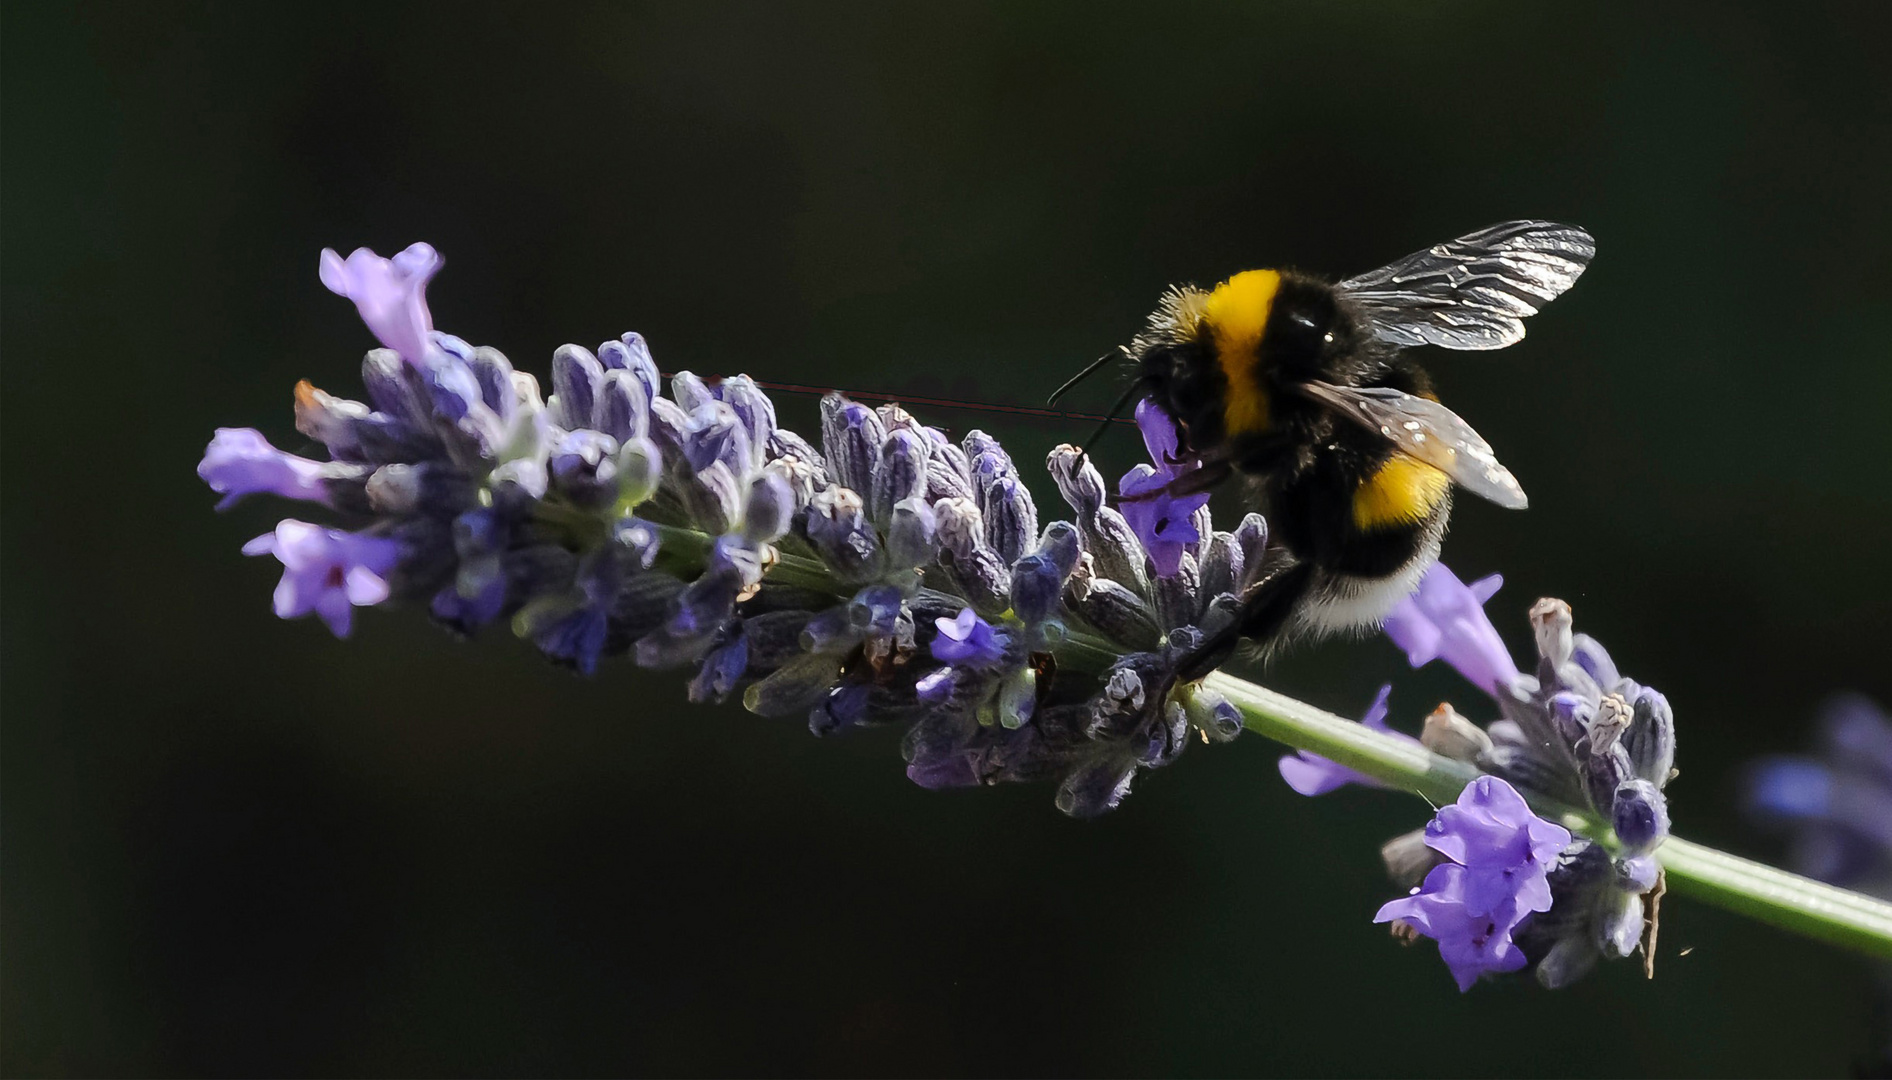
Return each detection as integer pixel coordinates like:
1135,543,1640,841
1061,220,1595,679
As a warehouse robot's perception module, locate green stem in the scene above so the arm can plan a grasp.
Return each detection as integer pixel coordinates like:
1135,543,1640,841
656,520,1892,962
1206,672,1892,960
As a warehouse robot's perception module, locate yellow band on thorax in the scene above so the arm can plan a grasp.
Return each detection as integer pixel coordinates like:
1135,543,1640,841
1202,269,1280,437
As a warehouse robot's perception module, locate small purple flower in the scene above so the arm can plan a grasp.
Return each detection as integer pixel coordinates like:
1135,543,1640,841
1382,563,1520,696
1375,864,1531,992
1277,685,1413,796
242,519,403,638
318,243,441,364
1422,775,1571,918
932,608,1006,668
1377,779,1566,998
1374,776,1570,992
1117,400,1211,577
198,427,340,509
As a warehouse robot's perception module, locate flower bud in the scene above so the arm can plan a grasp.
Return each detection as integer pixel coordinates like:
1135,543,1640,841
1232,513,1269,591
870,429,930,526
600,332,661,405
821,394,885,494
717,375,775,465
595,369,650,443
1530,597,1574,669
886,498,937,569
688,631,749,704
996,666,1037,729
982,475,1038,564
1626,686,1676,786
743,653,843,718
459,345,513,416
1178,684,1243,744
1036,521,1083,580
550,344,605,431
1055,759,1137,819
1420,703,1494,763
361,348,427,421
806,486,884,583
1010,553,1063,625
1547,690,1595,749
1153,551,1201,631
1615,854,1661,895
1612,778,1670,854
809,683,874,737
548,429,622,508
1594,890,1645,959
1069,576,1161,651
668,369,716,414
614,437,662,508
934,497,1011,612
1534,936,1600,990
1045,444,1106,516
1197,530,1245,605
1379,828,1443,888
1579,735,1633,821
1570,632,1622,689
741,473,795,546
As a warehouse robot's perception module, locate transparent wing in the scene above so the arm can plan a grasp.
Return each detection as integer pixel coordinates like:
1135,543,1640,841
1300,381,1528,509
1337,220,1595,351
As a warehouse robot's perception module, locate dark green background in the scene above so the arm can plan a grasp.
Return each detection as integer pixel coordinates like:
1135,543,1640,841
6,2,1888,1075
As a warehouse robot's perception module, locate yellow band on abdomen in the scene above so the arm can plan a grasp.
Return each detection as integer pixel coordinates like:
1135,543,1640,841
1353,455,1451,530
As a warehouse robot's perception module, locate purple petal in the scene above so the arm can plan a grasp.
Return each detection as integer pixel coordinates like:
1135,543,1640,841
318,243,441,364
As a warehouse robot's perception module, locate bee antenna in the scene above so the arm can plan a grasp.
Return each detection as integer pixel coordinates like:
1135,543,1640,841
1047,350,1122,407
1078,378,1149,461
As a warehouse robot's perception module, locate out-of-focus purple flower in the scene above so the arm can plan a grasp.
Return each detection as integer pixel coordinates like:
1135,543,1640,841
198,427,347,509
1375,864,1531,992
1382,563,1519,696
1744,694,1892,889
1278,685,1411,796
1117,400,1210,577
318,243,441,364
242,519,403,638
932,608,1006,668
1374,776,1569,991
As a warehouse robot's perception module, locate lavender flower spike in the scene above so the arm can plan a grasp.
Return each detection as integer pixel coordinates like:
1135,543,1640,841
1381,562,1519,696
198,427,356,509
242,519,403,638
1278,685,1410,796
318,243,441,364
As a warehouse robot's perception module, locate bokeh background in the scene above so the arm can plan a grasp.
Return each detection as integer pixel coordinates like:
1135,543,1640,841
6,1,1890,1075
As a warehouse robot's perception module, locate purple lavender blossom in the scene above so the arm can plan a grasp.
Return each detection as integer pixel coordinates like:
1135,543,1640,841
198,427,348,509
1382,563,1519,695
242,519,403,638
1374,776,1569,991
1277,685,1411,796
1375,864,1531,991
932,608,1007,668
1745,694,1892,889
1118,399,1210,577
1422,774,1571,918
318,243,441,364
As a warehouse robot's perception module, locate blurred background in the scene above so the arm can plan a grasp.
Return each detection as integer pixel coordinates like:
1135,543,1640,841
6,1,1890,1074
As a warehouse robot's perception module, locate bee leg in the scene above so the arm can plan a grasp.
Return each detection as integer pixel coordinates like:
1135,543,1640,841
1173,561,1315,684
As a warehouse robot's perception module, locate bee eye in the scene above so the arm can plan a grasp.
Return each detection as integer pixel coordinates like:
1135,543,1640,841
1322,332,1335,344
